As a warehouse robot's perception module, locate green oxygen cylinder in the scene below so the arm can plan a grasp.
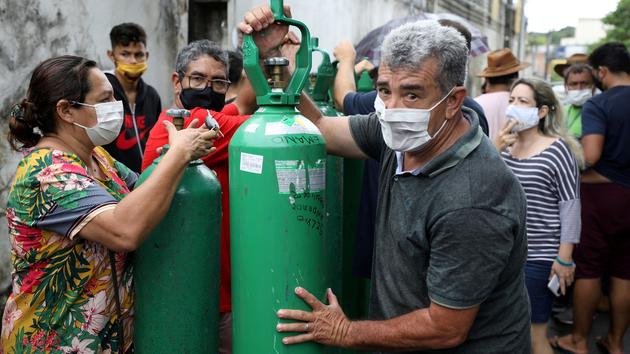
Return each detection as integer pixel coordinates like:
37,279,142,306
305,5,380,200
356,57,375,93
341,59,373,321
133,109,222,353
229,1,328,353
307,38,350,354
306,35,344,326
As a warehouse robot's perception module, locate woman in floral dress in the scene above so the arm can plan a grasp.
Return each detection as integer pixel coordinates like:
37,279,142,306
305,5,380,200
1,55,216,353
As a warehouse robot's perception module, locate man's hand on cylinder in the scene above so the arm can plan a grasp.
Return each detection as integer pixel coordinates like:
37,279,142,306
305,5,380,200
238,4,293,59
276,287,352,347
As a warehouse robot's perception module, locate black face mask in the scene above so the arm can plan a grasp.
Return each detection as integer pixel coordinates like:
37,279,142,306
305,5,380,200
180,87,226,112
593,75,605,92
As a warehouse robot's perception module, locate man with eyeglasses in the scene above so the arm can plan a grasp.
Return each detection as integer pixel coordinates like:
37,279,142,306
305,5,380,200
142,39,259,354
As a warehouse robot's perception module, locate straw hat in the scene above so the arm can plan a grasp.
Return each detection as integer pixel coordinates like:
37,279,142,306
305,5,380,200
477,48,530,78
553,53,589,77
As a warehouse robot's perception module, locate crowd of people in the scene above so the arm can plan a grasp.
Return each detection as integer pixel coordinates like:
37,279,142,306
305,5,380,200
2,2,630,354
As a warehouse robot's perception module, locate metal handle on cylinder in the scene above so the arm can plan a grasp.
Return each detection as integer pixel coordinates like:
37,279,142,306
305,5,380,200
241,0,312,106
166,109,191,130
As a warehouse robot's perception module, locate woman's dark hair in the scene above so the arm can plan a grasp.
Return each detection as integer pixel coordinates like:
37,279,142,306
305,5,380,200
8,55,97,150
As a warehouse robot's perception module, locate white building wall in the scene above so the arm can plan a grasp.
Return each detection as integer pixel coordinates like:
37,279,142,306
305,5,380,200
561,18,608,46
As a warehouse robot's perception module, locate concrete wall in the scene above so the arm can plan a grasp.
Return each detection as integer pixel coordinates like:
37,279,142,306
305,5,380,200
0,0,188,307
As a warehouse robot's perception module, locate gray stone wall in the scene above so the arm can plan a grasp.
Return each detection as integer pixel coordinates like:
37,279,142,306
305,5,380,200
0,0,188,316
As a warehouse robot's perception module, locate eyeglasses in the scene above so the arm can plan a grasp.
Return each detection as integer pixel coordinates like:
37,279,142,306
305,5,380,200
184,74,231,93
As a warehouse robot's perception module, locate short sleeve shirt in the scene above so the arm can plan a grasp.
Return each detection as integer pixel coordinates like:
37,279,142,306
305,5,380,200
348,108,531,353
2,147,136,354
581,86,630,187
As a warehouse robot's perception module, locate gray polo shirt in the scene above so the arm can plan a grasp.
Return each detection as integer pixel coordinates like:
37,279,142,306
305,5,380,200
348,108,531,354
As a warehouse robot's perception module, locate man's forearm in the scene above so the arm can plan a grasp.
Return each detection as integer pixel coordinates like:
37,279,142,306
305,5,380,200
344,308,467,351
297,92,324,123
333,60,357,111
234,76,258,115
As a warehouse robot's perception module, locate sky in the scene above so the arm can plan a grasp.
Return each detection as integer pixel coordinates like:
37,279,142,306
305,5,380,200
525,0,620,33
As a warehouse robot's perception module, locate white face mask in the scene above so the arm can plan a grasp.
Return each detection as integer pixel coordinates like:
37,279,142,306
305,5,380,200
505,104,540,132
374,87,454,152
73,101,124,146
563,88,593,107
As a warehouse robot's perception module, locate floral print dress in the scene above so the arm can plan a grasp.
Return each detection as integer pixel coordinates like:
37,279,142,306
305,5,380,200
1,147,137,354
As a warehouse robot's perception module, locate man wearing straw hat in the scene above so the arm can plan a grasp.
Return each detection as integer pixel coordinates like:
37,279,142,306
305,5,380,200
475,48,530,140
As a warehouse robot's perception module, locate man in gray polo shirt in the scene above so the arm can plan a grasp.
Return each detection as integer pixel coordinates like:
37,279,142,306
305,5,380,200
239,5,530,353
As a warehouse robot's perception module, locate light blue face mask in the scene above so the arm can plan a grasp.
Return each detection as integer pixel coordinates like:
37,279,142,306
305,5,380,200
505,104,540,132
72,100,124,146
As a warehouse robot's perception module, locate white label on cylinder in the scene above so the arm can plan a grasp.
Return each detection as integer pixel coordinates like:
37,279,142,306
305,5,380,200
265,116,322,136
240,152,264,174
245,123,260,133
275,159,326,194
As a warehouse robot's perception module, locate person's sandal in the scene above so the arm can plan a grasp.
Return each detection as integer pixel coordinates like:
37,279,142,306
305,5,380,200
549,335,588,354
595,336,623,354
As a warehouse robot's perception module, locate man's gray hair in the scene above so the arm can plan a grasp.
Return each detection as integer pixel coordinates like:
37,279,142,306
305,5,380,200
381,20,468,94
175,39,229,77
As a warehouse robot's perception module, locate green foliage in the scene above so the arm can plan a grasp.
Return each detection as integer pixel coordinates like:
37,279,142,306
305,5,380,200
590,0,630,51
528,26,576,46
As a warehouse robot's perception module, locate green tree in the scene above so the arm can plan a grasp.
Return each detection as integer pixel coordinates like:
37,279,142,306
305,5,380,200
591,0,630,50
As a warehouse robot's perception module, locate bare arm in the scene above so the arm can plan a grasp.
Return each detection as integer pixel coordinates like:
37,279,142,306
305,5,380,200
277,287,477,351
347,303,478,351
79,120,217,252
233,74,258,115
297,92,367,159
332,41,358,111
581,134,604,167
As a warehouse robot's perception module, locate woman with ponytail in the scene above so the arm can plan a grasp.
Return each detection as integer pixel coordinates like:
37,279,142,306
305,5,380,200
495,77,583,354
2,55,216,353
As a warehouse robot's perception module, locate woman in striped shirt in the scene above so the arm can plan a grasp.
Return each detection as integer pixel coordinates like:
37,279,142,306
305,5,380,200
495,78,584,354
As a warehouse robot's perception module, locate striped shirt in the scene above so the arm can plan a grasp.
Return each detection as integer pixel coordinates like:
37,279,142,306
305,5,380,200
502,139,580,262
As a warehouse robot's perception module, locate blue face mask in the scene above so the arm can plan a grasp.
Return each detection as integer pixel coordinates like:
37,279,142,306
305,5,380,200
505,105,540,132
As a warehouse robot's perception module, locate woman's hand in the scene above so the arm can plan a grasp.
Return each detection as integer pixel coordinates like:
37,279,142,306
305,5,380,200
494,120,518,151
165,119,217,161
551,258,575,296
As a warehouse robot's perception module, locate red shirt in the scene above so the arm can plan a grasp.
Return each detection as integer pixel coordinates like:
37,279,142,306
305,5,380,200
142,103,250,313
